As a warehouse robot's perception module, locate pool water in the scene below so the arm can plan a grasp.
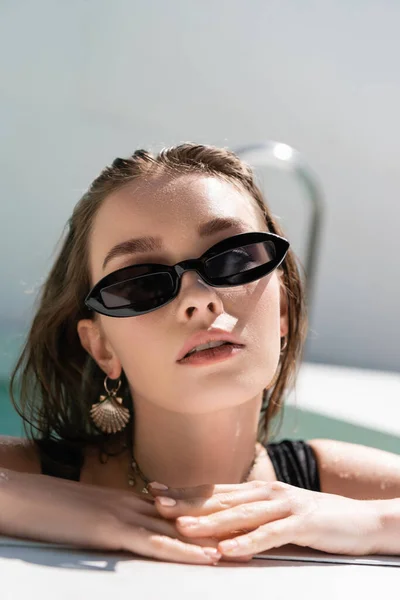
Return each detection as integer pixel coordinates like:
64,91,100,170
0,379,25,437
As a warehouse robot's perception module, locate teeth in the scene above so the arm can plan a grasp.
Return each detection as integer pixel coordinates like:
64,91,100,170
187,340,229,356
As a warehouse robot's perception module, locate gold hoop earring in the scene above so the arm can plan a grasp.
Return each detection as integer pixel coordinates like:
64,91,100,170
280,336,288,353
90,376,130,434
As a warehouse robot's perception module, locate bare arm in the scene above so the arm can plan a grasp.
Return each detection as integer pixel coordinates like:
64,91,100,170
308,439,400,500
306,439,400,554
371,498,400,554
0,466,113,545
0,436,223,564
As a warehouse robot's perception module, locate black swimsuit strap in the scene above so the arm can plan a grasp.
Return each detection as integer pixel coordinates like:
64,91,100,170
265,439,321,491
35,438,84,481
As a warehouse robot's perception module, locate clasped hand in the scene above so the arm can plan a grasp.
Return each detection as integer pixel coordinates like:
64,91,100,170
149,480,382,559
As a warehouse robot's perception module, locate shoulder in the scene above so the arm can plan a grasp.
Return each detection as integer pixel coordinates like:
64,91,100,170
0,435,96,481
0,435,42,474
307,438,400,499
0,434,126,485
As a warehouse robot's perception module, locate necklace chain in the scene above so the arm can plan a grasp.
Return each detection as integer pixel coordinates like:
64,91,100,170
128,443,261,494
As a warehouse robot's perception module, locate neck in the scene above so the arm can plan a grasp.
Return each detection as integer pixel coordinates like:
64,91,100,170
131,392,263,488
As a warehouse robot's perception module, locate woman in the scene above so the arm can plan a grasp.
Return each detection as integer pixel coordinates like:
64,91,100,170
1,143,400,565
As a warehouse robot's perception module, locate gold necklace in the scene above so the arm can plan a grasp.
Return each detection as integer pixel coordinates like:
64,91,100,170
128,443,262,494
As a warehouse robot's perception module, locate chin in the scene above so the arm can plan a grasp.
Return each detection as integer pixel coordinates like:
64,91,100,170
171,383,264,415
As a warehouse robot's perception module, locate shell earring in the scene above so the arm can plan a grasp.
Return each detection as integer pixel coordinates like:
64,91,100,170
90,376,131,434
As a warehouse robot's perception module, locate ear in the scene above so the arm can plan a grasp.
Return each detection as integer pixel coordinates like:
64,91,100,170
279,279,289,338
77,319,122,379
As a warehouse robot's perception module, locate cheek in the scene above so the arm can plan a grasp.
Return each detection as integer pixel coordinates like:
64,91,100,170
243,276,282,359
111,320,156,359
229,273,282,334
104,317,168,393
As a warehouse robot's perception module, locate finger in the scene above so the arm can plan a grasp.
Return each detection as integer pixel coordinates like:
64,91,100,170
116,490,159,518
148,480,260,499
217,515,300,557
120,525,222,565
177,500,291,539
154,483,273,518
118,496,159,519
221,554,254,563
123,513,220,549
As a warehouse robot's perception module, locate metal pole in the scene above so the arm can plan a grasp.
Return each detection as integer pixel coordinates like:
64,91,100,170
235,142,325,322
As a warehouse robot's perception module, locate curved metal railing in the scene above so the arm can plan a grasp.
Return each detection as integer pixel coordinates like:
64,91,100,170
235,141,325,320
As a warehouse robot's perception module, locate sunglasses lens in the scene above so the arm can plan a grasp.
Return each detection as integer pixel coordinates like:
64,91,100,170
90,235,287,316
204,241,276,279
100,272,174,312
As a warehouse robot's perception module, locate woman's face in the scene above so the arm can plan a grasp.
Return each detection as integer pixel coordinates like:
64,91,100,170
84,173,288,415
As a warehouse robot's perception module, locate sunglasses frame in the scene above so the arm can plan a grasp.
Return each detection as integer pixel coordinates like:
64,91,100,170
85,231,290,317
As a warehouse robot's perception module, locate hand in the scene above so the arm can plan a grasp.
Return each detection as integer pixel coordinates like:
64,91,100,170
149,480,383,558
0,468,222,565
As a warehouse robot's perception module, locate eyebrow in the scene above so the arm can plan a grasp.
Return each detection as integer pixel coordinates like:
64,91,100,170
102,217,248,270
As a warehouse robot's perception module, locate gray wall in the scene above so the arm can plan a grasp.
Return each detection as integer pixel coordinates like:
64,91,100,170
1,0,399,376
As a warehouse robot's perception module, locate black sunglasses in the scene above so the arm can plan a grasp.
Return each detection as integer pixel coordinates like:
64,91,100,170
85,231,290,317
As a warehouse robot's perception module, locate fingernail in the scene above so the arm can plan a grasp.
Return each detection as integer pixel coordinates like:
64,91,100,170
157,497,177,506
149,481,169,490
203,549,221,562
219,539,239,552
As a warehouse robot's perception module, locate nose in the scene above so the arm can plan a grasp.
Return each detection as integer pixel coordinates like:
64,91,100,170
175,271,224,321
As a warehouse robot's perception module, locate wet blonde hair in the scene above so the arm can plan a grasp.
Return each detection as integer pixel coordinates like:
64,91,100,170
10,143,308,461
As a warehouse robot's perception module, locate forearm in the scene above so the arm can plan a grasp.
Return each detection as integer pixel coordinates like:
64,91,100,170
0,468,59,541
372,498,400,555
0,468,39,540
0,467,98,545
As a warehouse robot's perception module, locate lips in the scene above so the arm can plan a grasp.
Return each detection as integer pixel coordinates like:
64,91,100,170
176,329,245,362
